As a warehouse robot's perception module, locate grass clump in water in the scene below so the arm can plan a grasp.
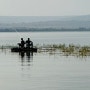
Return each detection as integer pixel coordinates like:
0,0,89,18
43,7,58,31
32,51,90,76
38,44,90,57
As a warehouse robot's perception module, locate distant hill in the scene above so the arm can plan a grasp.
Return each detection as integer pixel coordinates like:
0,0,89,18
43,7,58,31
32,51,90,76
0,15,90,23
0,15,90,32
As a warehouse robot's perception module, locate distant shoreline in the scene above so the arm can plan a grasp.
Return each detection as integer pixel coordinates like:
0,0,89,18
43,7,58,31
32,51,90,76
0,28,90,32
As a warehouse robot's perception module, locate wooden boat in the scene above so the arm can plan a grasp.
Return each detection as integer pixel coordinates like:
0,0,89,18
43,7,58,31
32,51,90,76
11,47,37,52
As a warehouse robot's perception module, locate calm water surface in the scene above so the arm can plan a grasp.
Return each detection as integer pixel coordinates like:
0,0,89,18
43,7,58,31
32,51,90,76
0,32,90,90
0,32,90,45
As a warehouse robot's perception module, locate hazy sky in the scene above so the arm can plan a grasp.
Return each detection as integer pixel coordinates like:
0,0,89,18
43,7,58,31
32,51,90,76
0,0,90,16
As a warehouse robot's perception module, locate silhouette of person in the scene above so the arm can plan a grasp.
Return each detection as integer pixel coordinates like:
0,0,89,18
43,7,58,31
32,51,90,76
20,38,25,49
26,38,33,49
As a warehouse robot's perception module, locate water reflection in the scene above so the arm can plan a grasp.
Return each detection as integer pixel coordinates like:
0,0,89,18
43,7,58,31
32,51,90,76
19,51,33,66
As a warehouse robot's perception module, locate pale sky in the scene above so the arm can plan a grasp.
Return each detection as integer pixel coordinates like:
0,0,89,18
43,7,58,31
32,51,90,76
0,0,90,16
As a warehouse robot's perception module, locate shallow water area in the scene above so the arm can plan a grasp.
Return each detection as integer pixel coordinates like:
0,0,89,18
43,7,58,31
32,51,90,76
0,48,90,90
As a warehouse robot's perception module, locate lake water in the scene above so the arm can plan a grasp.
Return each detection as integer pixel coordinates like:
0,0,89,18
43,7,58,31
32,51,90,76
0,32,90,90
0,31,90,46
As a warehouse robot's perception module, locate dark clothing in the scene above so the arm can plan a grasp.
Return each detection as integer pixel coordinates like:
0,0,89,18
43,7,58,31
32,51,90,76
26,39,33,48
21,40,25,48
18,38,33,49
18,39,25,49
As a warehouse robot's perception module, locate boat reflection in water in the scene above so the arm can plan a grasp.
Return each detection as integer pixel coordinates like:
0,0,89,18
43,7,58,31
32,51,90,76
19,51,33,66
11,38,37,66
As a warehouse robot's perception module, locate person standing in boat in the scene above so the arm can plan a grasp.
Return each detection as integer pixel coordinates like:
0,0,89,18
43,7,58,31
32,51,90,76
26,38,33,49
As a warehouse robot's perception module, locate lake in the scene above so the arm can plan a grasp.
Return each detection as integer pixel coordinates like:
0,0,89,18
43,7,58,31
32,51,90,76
0,32,90,90
0,31,90,46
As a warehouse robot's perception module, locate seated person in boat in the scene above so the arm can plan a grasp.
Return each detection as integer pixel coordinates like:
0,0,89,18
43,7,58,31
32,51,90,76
18,38,25,49
26,38,33,49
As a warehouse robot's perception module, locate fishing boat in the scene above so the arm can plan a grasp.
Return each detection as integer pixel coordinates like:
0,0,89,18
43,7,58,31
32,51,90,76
11,47,37,52
11,38,37,52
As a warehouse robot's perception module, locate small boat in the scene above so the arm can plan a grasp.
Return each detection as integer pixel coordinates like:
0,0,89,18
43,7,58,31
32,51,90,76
11,47,37,52
11,38,37,52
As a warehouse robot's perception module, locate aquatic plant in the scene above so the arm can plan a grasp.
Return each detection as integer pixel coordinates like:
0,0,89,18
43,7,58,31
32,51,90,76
37,44,90,57
0,44,90,57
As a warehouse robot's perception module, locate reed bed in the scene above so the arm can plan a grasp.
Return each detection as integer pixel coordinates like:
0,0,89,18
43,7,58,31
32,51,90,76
38,44,90,57
0,44,90,57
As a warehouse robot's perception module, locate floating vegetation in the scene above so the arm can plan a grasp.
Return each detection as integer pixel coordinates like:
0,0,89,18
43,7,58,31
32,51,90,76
37,44,90,57
0,45,16,49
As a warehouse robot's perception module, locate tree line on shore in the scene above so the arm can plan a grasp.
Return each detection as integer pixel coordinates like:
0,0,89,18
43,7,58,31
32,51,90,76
0,28,90,32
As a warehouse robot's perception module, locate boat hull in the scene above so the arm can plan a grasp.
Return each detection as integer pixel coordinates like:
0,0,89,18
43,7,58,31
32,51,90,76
11,47,37,52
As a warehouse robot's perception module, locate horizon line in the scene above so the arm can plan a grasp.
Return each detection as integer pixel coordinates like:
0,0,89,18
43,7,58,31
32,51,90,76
0,14,90,17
